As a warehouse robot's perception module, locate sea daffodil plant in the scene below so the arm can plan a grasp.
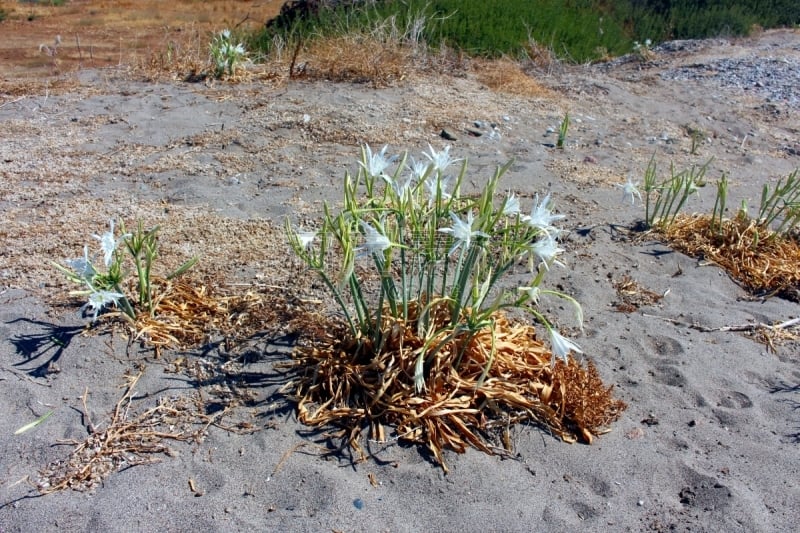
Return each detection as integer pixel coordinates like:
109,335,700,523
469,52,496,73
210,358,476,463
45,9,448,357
55,220,197,322
210,29,247,78
287,145,583,389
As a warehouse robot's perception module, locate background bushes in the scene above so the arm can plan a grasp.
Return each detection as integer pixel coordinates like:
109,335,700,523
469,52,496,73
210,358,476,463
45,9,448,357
253,0,800,63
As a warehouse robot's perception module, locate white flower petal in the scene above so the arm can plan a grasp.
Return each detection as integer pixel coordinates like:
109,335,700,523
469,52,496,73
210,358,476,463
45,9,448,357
82,289,124,322
549,329,583,365
502,192,521,216
438,211,487,253
518,285,540,304
530,234,564,269
617,176,642,205
524,193,565,235
360,144,396,178
359,221,392,255
296,231,316,249
423,144,460,173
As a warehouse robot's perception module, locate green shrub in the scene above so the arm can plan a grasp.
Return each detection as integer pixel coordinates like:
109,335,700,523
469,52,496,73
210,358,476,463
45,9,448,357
251,0,800,64
253,0,634,63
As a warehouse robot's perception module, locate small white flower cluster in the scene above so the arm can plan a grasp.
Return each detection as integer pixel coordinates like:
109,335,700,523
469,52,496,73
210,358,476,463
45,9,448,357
617,176,642,205
61,220,129,321
360,143,460,205
633,38,655,61
210,29,247,78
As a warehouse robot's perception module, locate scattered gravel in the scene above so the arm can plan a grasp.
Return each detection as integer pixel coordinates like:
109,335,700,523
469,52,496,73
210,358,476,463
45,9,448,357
660,55,800,109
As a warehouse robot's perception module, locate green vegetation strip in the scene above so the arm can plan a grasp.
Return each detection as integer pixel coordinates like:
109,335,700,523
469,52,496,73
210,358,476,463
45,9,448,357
251,0,800,63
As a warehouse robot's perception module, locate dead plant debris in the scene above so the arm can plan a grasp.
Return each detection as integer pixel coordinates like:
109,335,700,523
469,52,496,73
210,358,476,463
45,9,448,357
612,274,664,312
36,368,265,494
99,277,300,355
645,313,800,353
662,213,800,301
284,304,626,472
38,373,205,494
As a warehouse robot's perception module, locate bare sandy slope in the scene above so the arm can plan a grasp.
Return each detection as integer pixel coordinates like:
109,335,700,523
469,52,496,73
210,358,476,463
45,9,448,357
1,29,799,532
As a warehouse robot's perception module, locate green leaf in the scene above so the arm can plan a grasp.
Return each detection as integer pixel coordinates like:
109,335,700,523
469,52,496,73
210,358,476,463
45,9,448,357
166,257,198,280
14,410,54,435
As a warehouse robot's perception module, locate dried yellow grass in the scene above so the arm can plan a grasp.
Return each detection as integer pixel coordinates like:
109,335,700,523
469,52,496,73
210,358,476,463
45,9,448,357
296,35,419,86
100,277,291,354
472,57,553,98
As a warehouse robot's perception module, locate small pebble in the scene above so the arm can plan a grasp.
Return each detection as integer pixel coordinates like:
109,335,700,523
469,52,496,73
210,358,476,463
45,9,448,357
440,129,457,141
353,498,364,510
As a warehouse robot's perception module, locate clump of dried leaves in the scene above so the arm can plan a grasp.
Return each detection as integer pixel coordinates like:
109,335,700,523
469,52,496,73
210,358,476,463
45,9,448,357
663,213,800,301
284,304,626,472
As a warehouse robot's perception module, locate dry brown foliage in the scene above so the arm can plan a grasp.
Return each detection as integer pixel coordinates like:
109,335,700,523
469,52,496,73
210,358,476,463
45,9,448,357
662,213,800,301
285,303,626,472
472,57,553,97
83,275,300,359
292,35,420,86
524,38,560,71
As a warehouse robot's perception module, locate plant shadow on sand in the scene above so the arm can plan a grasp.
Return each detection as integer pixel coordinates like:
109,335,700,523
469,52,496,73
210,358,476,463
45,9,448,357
7,318,85,378
8,323,306,498
769,380,800,443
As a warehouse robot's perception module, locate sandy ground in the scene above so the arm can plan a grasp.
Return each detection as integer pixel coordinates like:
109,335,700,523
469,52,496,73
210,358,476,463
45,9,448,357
1,22,799,533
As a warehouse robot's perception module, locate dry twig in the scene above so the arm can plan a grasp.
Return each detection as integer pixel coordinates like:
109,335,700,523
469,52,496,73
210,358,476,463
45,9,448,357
37,373,206,494
644,313,800,352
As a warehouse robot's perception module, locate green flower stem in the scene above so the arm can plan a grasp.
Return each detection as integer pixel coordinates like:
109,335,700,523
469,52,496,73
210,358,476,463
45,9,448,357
317,268,358,337
113,284,136,320
711,174,728,235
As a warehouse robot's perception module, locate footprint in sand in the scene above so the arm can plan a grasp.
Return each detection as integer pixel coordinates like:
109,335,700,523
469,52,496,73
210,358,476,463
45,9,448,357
710,390,754,428
678,468,733,512
716,390,753,409
648,334,685,358
649,364,688,388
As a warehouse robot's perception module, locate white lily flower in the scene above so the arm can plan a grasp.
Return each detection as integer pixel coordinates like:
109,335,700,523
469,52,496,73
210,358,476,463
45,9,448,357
358,221,392,255
66,245,97,281
424,174,451,205
296,230,316,250
617,176,642,205
360,144,396,178
524,193,565,235
548,328,583,366
438,211,488,254
93,219,123,267
82,289,124,322
423,144,460,173
383,170,414,201
530,233,564,270
406,156,430,181
502,192,521,216
518,285,541,304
